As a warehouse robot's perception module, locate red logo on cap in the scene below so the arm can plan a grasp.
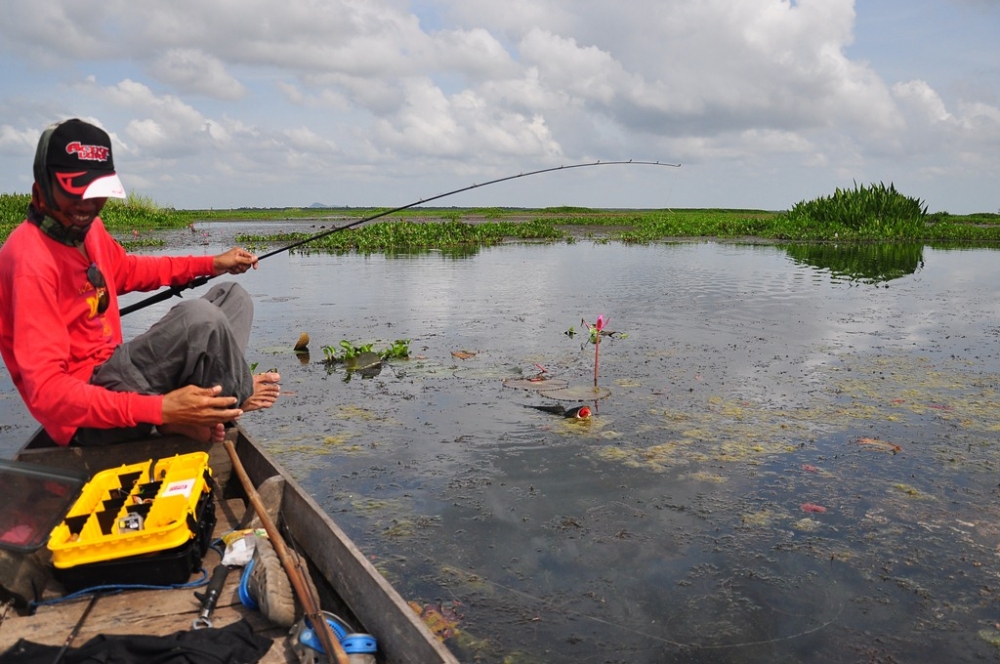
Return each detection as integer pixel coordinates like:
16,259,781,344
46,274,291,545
65,141,110,163
55,172,89,196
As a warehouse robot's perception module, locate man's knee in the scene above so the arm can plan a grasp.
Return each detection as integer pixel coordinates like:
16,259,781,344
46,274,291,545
172,299,231,341
204,282,251,310
200,282,253,351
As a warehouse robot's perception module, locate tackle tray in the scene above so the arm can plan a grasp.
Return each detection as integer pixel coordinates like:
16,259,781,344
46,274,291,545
47,452,215,590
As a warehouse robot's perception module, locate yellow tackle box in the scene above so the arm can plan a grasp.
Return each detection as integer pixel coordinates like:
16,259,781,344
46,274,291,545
47,452,216,590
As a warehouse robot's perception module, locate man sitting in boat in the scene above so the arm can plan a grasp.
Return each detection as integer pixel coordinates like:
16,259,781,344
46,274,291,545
0,118,279,446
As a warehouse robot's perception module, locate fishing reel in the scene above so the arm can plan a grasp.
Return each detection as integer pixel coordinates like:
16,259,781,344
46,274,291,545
289,610,378,664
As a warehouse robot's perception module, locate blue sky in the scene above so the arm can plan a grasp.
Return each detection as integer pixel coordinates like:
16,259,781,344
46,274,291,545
0,0,997,213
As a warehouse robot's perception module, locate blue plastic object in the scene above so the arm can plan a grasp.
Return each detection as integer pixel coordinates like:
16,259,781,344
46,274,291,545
241,563,379,657
342,634,378,654
238,559,258,610
299,614,350,651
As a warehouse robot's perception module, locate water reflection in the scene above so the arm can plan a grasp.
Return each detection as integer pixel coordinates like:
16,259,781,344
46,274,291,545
782,242,924,284
2,235,1000,663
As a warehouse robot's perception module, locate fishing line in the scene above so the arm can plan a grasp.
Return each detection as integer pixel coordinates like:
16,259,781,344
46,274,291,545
119,159,680,316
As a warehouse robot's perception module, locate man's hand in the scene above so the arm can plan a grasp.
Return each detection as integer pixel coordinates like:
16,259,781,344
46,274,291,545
213,247,258,276
161,384,244,425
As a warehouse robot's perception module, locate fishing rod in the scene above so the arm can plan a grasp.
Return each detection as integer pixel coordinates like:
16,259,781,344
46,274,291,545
119,159,680,316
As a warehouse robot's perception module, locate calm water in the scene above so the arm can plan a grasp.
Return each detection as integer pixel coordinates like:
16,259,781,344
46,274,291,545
3,228,1000,663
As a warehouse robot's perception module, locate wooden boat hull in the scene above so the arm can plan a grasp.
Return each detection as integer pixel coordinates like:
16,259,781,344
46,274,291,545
0,424,458,664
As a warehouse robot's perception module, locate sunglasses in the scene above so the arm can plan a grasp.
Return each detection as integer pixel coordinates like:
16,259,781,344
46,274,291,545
87,263,109,315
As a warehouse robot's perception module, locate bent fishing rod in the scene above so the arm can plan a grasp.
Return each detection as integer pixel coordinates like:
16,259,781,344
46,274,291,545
119,159,680,316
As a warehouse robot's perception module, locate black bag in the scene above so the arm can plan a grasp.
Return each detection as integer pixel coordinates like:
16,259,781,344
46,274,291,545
0,618,272,664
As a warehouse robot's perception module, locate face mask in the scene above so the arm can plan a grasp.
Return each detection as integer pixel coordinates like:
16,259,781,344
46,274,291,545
27,204,92,247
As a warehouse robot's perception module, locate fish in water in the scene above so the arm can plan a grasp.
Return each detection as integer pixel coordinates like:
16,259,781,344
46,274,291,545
525,404,592,419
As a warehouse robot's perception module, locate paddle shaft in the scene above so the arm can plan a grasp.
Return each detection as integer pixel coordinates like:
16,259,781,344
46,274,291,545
119,159,680,316
223,439,348,664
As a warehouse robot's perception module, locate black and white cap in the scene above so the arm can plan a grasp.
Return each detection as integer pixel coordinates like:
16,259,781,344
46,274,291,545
34,118,126,200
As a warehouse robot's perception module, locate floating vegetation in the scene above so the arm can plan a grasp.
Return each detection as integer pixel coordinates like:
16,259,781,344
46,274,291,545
333,405,400,425
535,385,611,401
321,339,410,362
384,516,441,539
452,366,513,380
680,470,729,484
408,600,463,641
501,377,569,391
613,378,642,388
979,629,1000,647
579,344,1000,479
116,236,166,251
322,433,354,445
596,441,691,472
391,359,451,379
890,482,926,498
792,517,822,532
740,510,779,528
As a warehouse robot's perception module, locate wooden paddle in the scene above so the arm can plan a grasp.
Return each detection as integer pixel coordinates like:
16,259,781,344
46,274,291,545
223,439,348,664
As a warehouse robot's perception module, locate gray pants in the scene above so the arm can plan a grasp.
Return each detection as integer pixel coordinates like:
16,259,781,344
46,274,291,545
74,282,255,446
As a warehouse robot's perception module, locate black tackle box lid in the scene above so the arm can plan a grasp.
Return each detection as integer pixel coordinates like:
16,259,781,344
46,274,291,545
0,458,87,553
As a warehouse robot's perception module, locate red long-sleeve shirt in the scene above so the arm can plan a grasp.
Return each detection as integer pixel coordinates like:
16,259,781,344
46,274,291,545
0,218,215,445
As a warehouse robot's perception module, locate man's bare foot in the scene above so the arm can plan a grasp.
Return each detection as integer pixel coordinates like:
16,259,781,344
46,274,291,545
241,372,281,412
159,422,226,443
